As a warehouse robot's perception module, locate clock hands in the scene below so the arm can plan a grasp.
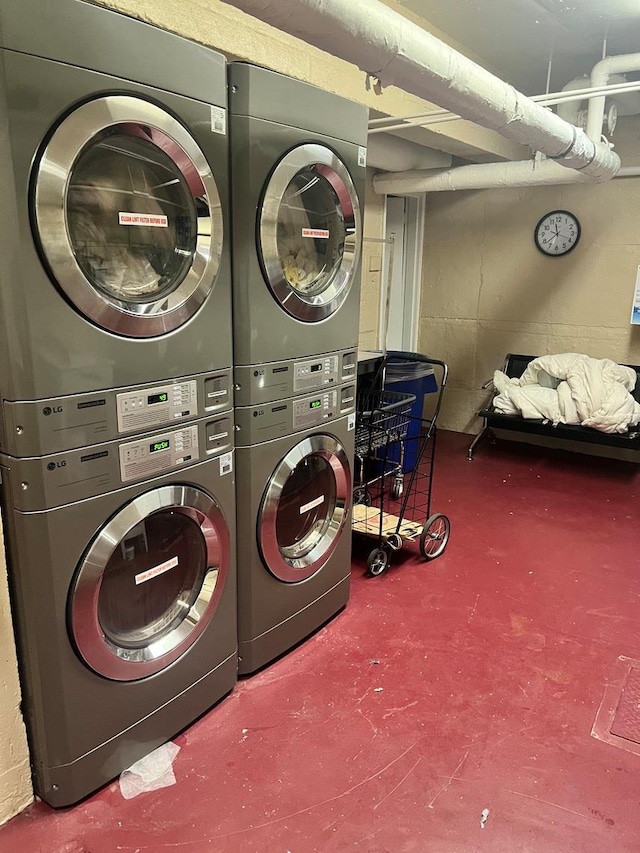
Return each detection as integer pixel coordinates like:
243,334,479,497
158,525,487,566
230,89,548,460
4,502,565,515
535,211,580,255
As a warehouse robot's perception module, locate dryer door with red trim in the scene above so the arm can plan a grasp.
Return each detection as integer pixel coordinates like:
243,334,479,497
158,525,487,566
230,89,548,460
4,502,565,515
69,484,230,681
258,144,361,323
258,434,351,582
33,95,223,338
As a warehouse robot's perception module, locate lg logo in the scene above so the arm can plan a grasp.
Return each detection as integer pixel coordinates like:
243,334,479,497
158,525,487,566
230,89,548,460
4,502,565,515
42,406,63,416
46,461,66,471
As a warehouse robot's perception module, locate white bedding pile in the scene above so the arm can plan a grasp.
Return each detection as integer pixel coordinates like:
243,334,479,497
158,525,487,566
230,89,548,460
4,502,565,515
492,353,640,434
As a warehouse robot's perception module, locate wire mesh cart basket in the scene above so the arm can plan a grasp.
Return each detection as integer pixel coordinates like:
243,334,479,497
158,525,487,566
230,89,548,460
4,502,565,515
353,352,450,576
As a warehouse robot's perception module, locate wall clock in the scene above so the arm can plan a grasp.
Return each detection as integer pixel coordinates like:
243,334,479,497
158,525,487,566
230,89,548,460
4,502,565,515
534,210,581,256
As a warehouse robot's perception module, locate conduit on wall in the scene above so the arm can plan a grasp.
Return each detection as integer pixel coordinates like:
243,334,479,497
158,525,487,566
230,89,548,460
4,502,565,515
221,0,620,185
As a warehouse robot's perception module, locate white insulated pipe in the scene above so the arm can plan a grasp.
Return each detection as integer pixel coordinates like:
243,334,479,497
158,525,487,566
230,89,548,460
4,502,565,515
556,77,590,126
587,55,640,141
373,160,594,194
560,73,640,130
373,161,640,195
221,0,620,180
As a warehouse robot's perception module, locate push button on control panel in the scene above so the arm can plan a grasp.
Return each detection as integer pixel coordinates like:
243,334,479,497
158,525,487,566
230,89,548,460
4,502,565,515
119,425,200,483
116,381,198,434
293,355,340,393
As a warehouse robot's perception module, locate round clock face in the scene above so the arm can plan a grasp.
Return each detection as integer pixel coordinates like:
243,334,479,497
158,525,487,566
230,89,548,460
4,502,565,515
534,210,581,256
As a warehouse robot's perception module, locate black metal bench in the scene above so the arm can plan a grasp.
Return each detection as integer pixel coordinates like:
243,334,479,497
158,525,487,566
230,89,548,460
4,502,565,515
467,353,640,460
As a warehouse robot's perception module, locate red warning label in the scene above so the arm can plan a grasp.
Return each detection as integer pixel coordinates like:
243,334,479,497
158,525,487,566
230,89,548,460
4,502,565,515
302,228,330,239
119,212,168,227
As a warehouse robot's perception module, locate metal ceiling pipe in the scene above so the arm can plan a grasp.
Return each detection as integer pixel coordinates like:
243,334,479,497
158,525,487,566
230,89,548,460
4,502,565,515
221,0,620,180
587,56,640,141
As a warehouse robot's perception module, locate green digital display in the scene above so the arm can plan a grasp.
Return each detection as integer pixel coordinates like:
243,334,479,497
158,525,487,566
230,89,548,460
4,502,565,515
150,439,170,453
310,399,322,409
148,392,168,405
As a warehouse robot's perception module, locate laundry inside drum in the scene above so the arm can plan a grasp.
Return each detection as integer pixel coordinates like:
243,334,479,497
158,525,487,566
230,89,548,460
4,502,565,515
66,128,198,303
277,168,347,298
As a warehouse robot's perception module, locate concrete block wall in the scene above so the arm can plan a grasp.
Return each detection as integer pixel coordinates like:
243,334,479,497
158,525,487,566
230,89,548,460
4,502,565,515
419,117,640,433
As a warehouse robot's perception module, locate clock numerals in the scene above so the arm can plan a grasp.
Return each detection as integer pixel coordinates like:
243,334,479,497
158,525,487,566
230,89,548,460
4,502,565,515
535,210,580,257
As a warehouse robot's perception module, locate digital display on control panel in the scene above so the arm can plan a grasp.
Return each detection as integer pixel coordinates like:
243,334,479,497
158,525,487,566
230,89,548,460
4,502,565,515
310,399,322,409
310,363,322,373
148,392,169,405
150,439,170,453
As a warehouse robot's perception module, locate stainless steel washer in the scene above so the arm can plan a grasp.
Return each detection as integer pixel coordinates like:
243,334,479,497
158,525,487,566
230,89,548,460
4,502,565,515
0,415,237,807
234,385,356,674
0,0,232,411
229,63,368,386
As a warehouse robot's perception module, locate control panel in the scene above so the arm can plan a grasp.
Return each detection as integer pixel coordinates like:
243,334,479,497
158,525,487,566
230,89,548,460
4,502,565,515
1,413,234,512
234,349,357,406
119,425,199,483
116,382,197,433
1,368,232,457
235,383,356,447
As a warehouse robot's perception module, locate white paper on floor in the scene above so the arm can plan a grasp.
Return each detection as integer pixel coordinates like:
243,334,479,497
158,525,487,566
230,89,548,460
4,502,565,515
119,742,181,799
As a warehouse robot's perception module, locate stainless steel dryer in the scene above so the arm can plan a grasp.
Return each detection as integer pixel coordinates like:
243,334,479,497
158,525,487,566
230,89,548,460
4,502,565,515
234,384,356,674
0,414,236,807
0,0,232,428
228,63,368,384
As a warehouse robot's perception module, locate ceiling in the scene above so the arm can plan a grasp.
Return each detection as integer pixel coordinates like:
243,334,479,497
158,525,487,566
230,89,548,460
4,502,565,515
397,0,640,94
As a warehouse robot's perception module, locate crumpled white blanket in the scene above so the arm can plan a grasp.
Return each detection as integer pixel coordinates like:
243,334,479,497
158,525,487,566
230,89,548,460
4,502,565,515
492,353,640,434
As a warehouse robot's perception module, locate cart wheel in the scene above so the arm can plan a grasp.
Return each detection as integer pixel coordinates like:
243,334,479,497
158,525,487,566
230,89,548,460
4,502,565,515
367,548,388,576
420,514,450,560
353,487,372,506
391,476,404,501
386,533,403,551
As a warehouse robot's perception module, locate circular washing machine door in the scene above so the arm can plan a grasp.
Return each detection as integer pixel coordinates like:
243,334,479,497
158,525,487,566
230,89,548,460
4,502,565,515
69,485,230,681
258,434,351,582
33,96,223,337
259,144,361,322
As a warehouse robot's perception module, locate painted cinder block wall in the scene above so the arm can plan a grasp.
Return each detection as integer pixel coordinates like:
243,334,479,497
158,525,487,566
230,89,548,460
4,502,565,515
419,117,640,433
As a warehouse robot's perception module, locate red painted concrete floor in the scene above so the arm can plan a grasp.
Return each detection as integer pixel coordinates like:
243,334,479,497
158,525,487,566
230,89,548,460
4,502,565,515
3,431,640,852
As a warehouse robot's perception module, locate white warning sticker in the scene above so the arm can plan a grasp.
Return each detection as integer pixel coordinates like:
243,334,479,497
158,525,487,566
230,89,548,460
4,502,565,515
119,212,168,228
210,105,226,135
348,413,356,431
302,228,330,239
300,495,324,514
358,146,367,168
135,556,178,586
220,451,233,476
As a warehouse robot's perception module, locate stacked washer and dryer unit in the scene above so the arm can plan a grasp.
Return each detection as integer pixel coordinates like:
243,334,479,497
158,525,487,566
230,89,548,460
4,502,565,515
228,64,368,675
0,0,237,807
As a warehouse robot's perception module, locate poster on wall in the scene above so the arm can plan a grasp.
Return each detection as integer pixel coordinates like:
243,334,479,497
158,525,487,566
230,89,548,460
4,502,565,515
631,266,640,326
